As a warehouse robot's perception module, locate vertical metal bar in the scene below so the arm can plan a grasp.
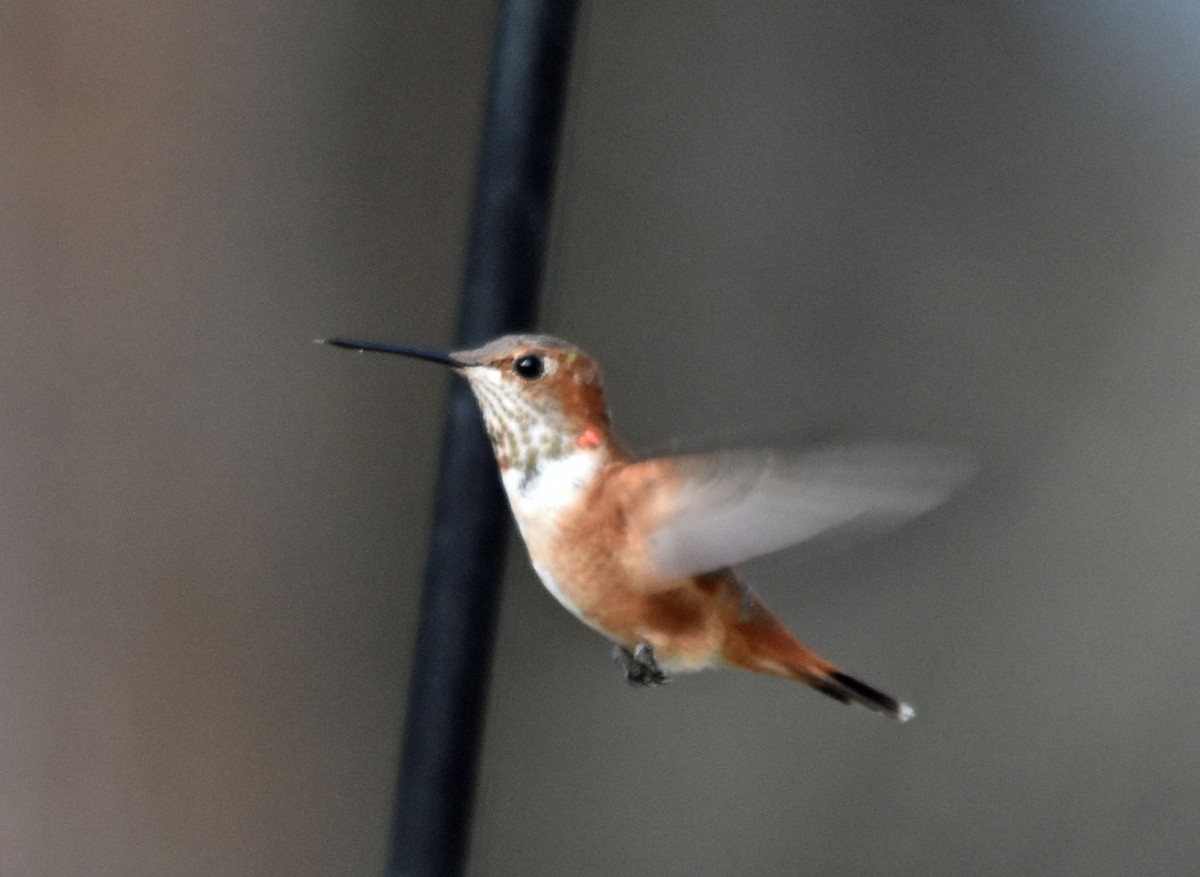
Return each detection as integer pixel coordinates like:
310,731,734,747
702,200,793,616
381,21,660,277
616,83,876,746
387,2,579,875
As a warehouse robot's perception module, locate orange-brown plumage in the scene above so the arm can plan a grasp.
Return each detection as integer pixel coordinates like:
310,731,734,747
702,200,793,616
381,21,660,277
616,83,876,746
533,453,868,690
326,332,974,721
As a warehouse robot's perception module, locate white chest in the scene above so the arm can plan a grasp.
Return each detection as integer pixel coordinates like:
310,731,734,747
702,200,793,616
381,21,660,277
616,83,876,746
500,450,602,620
500,449,601,532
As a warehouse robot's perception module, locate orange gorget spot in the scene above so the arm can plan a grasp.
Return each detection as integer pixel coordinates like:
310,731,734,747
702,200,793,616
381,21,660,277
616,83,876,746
577,427,601,449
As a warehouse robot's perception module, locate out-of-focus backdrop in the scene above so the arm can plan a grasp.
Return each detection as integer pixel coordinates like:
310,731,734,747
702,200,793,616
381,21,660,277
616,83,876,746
4,2,1199,875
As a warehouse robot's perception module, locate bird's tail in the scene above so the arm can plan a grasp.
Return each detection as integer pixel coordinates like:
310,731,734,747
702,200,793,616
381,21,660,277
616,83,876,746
808,667,915,722
723,605,914,722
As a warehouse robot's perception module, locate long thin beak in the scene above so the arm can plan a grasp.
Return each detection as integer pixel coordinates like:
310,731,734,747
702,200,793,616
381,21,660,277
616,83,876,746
321,338,465,368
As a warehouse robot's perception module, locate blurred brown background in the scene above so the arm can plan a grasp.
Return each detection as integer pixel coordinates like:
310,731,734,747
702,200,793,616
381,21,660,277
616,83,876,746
3,2,1199,875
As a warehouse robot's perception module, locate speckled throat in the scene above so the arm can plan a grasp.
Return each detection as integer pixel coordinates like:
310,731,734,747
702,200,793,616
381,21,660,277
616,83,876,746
464,370,572,482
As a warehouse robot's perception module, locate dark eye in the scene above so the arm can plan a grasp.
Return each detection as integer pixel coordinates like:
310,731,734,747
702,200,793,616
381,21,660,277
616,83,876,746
513,354,545,380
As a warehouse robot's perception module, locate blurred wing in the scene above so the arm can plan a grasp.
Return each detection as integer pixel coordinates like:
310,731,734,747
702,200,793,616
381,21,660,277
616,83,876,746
628,444,975,579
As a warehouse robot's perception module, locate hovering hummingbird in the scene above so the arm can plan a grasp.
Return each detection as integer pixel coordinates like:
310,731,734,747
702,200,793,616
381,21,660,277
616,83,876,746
325,334,973,721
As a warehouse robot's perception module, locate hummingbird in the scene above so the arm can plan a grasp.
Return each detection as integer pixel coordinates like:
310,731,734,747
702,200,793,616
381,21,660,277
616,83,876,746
325,333,973,721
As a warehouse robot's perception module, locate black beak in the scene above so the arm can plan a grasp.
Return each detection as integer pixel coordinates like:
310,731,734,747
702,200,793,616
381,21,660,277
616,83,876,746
322,338,465,368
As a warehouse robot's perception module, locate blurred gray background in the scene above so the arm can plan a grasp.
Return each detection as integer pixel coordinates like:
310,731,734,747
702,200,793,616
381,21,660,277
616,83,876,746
3,2,1199,875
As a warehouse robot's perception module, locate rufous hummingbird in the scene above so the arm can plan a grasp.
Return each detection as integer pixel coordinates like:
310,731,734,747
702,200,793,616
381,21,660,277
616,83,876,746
325,333,973,721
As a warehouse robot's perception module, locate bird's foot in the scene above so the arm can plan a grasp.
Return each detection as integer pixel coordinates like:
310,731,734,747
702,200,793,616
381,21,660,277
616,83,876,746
613,641,670,687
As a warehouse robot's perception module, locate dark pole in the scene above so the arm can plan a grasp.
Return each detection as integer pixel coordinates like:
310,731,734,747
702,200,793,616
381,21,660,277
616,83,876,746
387,2,579,876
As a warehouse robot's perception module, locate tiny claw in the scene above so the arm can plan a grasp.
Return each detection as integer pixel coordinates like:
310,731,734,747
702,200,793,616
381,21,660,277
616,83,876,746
613,641,670,687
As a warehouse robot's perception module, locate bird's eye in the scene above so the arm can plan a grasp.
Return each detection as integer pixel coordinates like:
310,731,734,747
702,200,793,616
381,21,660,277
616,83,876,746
513,354,545,380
